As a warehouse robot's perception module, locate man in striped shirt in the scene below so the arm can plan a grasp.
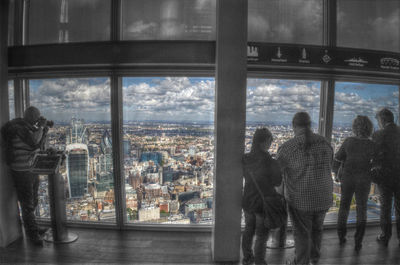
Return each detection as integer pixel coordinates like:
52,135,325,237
2,106,48,245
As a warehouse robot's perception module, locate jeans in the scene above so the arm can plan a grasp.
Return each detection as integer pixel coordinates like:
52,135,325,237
337,179,370,245
288,205,327,265
378,182,400,241
12,170,40,238
242,210,269,264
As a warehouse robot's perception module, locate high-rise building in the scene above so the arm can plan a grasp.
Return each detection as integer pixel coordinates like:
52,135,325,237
66,143,89,198
97,130,114,192
67,118,88,144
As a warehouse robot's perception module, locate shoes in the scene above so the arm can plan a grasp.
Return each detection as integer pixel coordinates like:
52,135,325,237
376,235,389,246
339,237,347,245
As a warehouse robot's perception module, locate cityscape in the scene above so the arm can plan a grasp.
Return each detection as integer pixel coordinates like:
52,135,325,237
34,119,383,225
23,77,398,224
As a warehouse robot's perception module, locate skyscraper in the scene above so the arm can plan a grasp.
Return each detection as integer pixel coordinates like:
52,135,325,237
67,118,88,145
66,143,89,198
96,130,114,192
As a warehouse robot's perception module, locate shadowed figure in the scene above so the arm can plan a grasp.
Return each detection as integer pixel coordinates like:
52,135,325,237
241,128,282,265
333,115,375,251
372,108,400,247
277,112,333,265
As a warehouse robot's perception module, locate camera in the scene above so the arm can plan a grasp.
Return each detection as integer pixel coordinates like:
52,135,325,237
35,116,54,128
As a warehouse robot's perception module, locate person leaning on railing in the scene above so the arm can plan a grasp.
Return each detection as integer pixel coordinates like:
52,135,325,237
277,112,333,265
1,106,50,246
333,115,375,251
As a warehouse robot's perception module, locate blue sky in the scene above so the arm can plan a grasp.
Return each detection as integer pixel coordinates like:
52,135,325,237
13,77,399,127
334,82,399,126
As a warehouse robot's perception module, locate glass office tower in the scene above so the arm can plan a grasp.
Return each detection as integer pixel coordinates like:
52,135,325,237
66,143,89,198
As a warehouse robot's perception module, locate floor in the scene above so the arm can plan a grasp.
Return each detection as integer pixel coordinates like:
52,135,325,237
0,225,399,264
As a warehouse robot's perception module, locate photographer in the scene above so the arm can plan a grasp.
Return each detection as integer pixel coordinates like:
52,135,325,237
1,106,52,246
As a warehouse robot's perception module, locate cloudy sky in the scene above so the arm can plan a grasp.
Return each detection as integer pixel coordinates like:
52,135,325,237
123,77,214,122
334,82,399,127
337,0,400,52
22,77,398,127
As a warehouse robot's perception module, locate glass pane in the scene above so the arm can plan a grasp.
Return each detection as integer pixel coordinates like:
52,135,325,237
8,0,15,46
248,0,323,45
8,80,14,119
27,0,111,45
244,79,320,227
121,0,216,40
30,78,115,222
337,0,400,52
123,77,215,224
331,82,399,223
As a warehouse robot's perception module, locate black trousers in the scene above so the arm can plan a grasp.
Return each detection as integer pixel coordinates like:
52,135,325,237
12,170,40,238
337,178,371,244
378,181,400,241
242,210,269,264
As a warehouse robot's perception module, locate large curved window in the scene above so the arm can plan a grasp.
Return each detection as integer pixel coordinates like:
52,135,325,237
121,0,216,40
337,0,400,52
331,82,399,223
248,0,323,45
123,77,215,224
27,0,111,45
30,78,115,222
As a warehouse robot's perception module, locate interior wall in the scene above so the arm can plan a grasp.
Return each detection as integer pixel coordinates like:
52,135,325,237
0,0,22,248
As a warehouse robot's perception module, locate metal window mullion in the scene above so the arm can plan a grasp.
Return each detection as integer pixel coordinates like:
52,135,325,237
21,0,29,45
111,0,121,41
110,73,126,229
14,77,24,118
319,80,335,141
323,0,337,47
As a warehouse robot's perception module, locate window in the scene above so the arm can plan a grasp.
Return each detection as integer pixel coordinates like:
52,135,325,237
244,78,320,225
337,0,400,52
8,80,14,119
123,77,215,224
27,0,111,45
246,78,321,154
248,0,323,45
121,0,216,40
332,82,399,222
29,78,115,222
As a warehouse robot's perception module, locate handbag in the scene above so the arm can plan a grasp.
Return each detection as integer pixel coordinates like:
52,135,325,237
248,171,287,230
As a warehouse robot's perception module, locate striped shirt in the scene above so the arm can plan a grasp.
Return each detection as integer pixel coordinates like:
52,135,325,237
277,129,333,212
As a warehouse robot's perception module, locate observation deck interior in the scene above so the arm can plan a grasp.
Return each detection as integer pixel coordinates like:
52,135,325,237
1,0,400,264
1,225,400,264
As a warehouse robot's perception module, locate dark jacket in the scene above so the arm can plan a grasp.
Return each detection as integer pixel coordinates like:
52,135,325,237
1,118,43,171
333,136,375,183
242,150,282,213
372,123,400,185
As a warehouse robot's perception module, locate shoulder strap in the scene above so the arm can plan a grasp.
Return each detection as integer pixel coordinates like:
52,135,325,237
247,169,266,203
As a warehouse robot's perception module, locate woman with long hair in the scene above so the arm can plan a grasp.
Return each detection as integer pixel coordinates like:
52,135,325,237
242,128,282,265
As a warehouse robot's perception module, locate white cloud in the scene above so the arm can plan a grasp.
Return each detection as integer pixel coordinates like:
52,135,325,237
123,77,214,122
126,20,158,35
